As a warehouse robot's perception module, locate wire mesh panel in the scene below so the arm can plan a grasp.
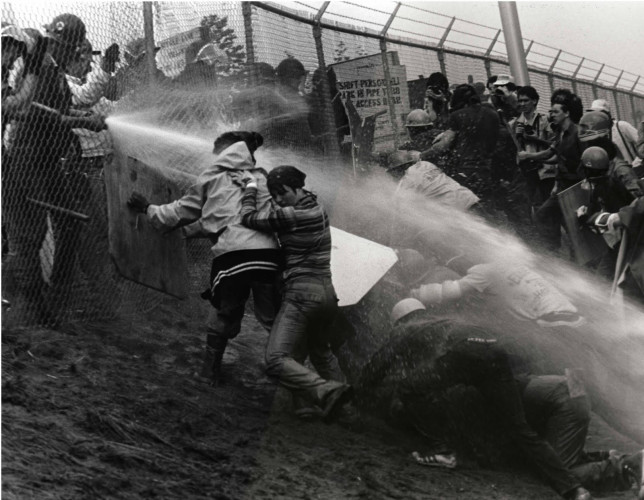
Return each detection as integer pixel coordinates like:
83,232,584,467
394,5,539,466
2,0,643,330
444,52,488,89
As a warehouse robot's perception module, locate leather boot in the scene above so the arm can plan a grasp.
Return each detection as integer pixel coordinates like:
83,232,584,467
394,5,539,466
199,335,228,386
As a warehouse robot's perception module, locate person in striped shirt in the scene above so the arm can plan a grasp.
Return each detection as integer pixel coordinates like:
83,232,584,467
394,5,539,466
240,165,354,423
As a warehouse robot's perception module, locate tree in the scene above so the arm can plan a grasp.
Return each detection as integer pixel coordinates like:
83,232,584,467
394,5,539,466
193,14,246,75
334,41,351,63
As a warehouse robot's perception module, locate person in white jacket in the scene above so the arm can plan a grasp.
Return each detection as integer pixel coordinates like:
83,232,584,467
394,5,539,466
128,131,281,385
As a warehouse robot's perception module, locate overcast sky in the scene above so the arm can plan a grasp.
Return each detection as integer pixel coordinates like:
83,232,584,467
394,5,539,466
5,0,644,84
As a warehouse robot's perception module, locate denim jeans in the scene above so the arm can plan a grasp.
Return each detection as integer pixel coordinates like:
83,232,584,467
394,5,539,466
265,277,345,405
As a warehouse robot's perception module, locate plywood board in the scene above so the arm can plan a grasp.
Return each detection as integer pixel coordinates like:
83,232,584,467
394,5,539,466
104,152,193,299
331,227,398,306
557,181,607,265
331,52,410,152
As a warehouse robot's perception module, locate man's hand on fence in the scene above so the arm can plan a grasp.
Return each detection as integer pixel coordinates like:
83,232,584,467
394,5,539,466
102,43,120,73
128,192,150,213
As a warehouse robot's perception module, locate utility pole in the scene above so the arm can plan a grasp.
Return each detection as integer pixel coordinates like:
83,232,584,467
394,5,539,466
498,2,530,85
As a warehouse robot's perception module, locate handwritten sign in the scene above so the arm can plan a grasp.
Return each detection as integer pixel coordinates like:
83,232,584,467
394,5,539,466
156,27,202,78
330,52,410,152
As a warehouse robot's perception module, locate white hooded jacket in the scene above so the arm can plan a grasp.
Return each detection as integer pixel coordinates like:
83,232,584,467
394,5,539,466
146,141,278,257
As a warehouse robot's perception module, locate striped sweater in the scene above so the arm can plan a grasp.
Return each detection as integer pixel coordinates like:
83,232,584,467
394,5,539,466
240,188,332,283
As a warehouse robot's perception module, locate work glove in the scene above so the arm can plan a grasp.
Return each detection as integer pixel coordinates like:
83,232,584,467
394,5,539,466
576,205,588,219
23,35,48,75
78,114,107,132
410,283,442,305
127,191,149,213
102,43,120,73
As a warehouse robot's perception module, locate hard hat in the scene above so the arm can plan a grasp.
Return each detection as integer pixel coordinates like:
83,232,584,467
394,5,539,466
581,146,609,171
405,109,433,128
390,298,426,324
386,150,420,171
578,111,612,142
43,13,86,49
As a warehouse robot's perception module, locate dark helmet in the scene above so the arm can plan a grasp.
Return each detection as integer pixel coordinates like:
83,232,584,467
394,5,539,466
43,13,86,49
581,146,609,178
450,84,480,111
579,110,612,143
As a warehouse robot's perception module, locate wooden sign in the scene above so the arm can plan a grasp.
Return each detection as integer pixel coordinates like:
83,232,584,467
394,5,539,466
330,52,410,152
104,152,193,299
557,181,607,265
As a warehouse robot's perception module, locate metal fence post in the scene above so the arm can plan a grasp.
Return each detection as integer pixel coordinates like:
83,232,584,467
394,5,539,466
143,2,157,86
437,17,455,76
242,2,257,86
380,2,402,149
311,2,340,157
484,29,501,80
612,70,625,119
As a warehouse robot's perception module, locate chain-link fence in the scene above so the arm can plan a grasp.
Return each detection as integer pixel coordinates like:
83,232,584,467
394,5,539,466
2,1,643,328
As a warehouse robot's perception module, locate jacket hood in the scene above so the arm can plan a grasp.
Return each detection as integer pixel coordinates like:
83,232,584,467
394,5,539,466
212,141,255,171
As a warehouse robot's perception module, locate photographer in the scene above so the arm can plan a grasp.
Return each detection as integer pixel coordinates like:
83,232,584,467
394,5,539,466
512,86,555,211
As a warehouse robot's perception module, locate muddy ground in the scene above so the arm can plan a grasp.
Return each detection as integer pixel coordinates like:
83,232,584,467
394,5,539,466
2,290,642,500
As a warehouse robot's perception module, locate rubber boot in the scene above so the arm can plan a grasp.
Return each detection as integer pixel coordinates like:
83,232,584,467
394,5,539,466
199,335,228,386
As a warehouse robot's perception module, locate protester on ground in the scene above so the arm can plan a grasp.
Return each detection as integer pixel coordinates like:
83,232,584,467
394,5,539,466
387,150,479,211
420,84,500,211
239,165,356,424
357,299,593,500
2,13,107,325
532,90,584,251
588,99,641,166
409,255,583,330
128,131,281,385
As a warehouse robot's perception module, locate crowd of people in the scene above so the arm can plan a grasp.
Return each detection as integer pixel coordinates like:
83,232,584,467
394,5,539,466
2,12,644,500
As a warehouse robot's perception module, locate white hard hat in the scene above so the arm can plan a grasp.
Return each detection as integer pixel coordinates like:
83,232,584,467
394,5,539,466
390,298,426,324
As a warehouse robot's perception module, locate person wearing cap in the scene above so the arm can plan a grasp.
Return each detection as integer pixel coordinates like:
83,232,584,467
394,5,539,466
356,298,593,500
239,165,356,425
588,99,641,167
2,14,108,325
128,131,281,386
420,84,500,210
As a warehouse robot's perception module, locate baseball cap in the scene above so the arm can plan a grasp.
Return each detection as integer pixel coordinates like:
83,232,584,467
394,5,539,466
43,13,86,48
493,74,515,86
588,99,611,115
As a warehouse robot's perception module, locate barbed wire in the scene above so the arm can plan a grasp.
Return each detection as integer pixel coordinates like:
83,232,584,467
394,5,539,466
341,1,392,16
